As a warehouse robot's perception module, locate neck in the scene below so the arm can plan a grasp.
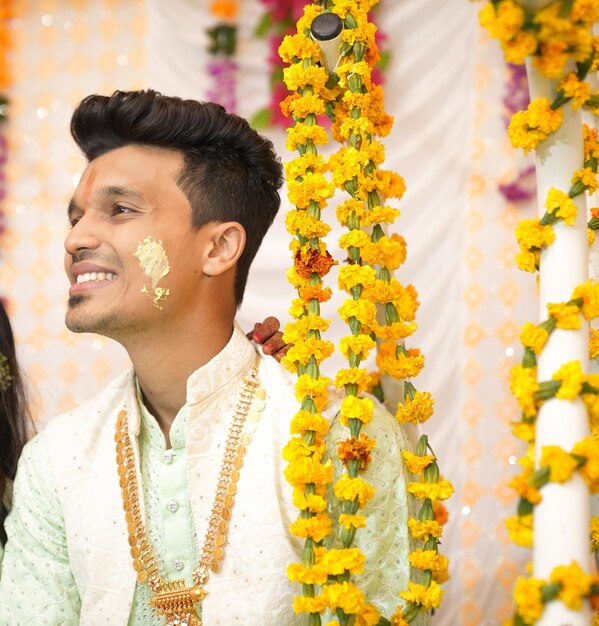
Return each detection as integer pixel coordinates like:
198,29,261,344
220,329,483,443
123,316,235,444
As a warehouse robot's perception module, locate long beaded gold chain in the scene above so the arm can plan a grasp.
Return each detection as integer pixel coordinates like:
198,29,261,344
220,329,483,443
115,355,261,626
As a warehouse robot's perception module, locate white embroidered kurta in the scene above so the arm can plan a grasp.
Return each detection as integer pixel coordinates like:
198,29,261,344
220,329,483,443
0,326,418,625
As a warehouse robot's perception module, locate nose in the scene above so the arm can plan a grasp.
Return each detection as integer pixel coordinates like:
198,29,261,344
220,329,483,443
64,212,102,257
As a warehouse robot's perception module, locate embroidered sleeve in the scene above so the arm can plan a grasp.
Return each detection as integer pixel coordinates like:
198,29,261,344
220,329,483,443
327,402,429,624
0,430,81,624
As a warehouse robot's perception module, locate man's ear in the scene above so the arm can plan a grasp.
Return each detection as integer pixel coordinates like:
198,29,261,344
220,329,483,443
202,222,246,277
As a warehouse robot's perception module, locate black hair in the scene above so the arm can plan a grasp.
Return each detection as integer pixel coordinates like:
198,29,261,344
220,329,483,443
70,90,284,305
0,300,31,545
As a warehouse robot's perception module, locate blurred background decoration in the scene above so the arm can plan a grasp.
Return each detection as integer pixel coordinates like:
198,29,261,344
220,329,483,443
0,1,554,624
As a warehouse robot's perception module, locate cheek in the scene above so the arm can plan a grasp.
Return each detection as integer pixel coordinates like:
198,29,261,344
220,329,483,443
132,236,171,309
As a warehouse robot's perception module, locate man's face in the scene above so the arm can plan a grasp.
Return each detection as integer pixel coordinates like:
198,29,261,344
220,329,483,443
64,144,208,339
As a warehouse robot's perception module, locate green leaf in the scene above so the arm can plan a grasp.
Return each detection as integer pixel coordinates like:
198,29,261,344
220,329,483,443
254,12,273,38
250,108,272,130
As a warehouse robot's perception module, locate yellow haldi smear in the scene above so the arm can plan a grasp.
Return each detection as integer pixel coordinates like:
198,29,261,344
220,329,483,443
133,236,171,309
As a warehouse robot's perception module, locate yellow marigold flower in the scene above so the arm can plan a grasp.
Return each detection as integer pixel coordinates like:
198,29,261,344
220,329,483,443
283,438,325,464
552,360,586,400
390,610,409,626
341,13,376,48
372,320,417,341
360,139,386,166
296,2,323,32
409,549,449,575
540,445,578,482
591,516,599,551
358,169,406,200
520,322,549,355
284,454,333,490
377,345,425,380
288,171,334,209
395,390,434,425
589,228,595,246
292,490,328,514
516,247,540,273
573,166,599,192
339,394,374,425
547,302,581,329
363,205,401,227
339,229,370,250
334,368,372,391
329,146,370,186
533,40,569,79
292,594,327,614
507,99,563,154
512,421,535,443
289,297,306,319
399,580,444,610
320,548,366,576
285,210,331,240
278,33,321,64
584,123,599,161
336,198,367,226
283,63,328,94
505,514,533,548
321,581,366,614
295,374,330,411
338,264,377,292
290,512,333,542
338,299,377,328
479,0,525,41
407,517,443,541
583,393,599,435
559,72,592,110
339,116,375,141
339,334,376,360
338,514,367,529
572,280,599,321
334,474,375,507
287,266,310,289
509,365,539,417
572,436,599,493
515,219,555,250
571,0,599,26
363,277,403,303
290,410,330,437
513,576,544,624
361,234,407,270
509,468,542,505
286,122,329,152
407,479,454,502
284,153,327,179
502,31,538,63
591,328,599,359
355,603,381,626
396,284,420,321
550,561,593,610
287,562,327,585
545,187,578,225
402,450,436,475
283,337,334,367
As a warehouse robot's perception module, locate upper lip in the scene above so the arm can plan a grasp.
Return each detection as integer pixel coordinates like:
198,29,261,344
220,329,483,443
70,261,118,283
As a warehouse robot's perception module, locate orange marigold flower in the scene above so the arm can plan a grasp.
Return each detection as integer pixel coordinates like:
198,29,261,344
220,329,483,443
294,248,337,279
337,434,377,471
299,284,333,304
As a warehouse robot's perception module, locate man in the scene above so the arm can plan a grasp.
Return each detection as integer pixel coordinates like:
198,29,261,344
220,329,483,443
0,90,415,625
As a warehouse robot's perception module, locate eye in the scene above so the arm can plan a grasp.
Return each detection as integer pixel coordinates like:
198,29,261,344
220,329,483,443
113,204,134,216
68,216,81,228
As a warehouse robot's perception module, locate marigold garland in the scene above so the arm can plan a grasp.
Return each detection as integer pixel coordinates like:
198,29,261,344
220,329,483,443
281,2,452,624
480,0,598,622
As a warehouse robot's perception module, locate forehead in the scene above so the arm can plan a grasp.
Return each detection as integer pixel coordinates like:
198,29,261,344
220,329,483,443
75,145,185,202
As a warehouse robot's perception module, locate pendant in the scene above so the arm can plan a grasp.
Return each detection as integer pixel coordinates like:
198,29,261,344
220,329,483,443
149,579,205,626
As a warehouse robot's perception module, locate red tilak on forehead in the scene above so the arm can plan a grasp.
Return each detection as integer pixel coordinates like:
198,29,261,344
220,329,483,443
82,169,96,200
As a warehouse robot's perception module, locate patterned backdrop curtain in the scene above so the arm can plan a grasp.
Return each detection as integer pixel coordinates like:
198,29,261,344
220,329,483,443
0,1,547,624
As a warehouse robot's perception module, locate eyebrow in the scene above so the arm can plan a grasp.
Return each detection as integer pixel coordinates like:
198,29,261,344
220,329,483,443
67,185,147,219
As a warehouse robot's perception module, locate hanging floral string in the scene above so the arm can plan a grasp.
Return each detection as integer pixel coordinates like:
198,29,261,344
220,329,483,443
252,0,390,129
280,1,452,624
0,0,12,289
206,0,239,112
480,0,599,623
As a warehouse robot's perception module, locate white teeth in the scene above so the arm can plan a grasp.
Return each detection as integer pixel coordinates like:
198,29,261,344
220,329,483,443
76,272,117,285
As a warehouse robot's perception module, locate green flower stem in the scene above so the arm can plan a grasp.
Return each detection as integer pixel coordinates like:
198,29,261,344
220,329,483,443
529,466,550,489
588,216,599,230
517,498,533,517
550,90,572,110
539,317,557,333
416,435,428,456
424,461,440,484
569,180,585,198
522,347,536,369
308,613,321,626
418,499,434,521
540,582,560,602
539,211,558,226
404,381,417,402
534,380,561,401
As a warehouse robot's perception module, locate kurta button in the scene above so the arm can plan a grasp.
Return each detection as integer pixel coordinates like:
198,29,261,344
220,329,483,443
162,451,174,464
173,559,184,571
168,500,179,513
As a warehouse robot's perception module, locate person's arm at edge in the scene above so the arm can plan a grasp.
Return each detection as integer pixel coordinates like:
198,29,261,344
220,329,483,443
0,430,81,624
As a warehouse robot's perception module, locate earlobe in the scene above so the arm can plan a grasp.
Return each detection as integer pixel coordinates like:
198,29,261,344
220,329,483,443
203,222,246,277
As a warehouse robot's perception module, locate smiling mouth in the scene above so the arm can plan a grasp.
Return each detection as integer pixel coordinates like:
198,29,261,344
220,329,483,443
76,272,118,285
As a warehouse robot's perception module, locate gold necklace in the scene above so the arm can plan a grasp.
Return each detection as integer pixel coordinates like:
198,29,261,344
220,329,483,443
115,355,261,626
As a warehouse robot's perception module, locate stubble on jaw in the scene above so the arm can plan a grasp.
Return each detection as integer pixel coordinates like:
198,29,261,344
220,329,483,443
65,295,145,338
